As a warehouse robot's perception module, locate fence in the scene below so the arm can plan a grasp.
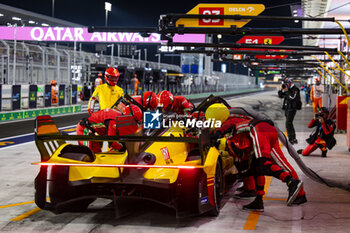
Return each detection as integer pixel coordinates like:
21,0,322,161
0,40,259,112
0,40,181,85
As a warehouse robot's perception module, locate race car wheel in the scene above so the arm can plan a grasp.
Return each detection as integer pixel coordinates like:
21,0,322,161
49,166,95,212
208,160,224,216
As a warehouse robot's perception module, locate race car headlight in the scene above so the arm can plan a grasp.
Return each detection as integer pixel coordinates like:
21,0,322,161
138,152,156,165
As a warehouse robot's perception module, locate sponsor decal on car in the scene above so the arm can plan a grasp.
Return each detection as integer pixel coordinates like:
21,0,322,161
160,147,170,160
201,196,209,204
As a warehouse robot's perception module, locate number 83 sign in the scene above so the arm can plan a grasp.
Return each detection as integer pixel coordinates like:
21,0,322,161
176,4,265,28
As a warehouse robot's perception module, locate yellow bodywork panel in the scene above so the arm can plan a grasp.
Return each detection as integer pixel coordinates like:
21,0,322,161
203,147,220,177
47,144,128,182
143,128,189,183
68,153,128,182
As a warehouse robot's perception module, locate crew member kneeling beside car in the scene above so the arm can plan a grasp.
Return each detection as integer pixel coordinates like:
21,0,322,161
76,105,143,153
297,107,336,158
207,104,306,212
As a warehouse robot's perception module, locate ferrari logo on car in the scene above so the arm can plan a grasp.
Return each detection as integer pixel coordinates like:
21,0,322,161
160,147,170,160
264,38,272,45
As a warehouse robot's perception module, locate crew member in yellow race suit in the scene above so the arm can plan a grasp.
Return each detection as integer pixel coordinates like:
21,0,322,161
88,67,124,114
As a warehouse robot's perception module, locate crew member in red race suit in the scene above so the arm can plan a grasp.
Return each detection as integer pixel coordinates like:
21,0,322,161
158,91,194,115
212,113,306,211
132,91,159,110
298,107,336,157
76,105,142,153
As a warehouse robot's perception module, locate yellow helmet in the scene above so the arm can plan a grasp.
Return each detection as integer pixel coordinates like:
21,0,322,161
205,103,230,126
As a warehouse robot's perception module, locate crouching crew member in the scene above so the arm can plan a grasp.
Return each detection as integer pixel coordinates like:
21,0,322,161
298,107,336,157
207,104,306,212
76,105,142,153
158,91,194,115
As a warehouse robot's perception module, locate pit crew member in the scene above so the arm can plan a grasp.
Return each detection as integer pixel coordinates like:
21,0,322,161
51,80,58,105
88,67,124,114
132,91,159,110
76,105,142,153
158,91,194,115
207,104,306,211
94,73,103,88
310,78,324,114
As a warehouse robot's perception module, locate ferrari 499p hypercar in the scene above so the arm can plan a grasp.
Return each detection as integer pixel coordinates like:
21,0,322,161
33,97,235,218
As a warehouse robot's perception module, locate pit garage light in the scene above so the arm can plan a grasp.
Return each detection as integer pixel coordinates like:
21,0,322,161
28,20,35,24
33,162,202,169
12,16,21,21
41,23,49,26
0,13,4,17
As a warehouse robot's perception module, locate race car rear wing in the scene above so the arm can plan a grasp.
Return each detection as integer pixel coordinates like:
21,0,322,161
35,115,66,161
35,116,211,165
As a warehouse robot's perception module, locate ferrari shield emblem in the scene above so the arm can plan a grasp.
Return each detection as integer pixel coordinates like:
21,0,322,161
160,147,170,160
264,38,272,45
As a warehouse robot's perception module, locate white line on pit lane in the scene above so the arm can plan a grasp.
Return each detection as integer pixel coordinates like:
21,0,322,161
0,126,77,151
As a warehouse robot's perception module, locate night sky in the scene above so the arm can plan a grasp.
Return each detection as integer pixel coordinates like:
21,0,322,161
0,0,302,72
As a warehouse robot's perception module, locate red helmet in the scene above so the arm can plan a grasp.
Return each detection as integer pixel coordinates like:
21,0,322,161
98,73,103,77
50,80,57,85
158,91,173,110
123,104,143,123
142,91,158,110
105,67,120,86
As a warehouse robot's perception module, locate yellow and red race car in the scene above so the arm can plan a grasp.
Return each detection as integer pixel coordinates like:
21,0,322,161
33,97,235,217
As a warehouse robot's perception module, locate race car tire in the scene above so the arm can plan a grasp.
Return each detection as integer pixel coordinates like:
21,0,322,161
34,166,48,209
49,166,95,213
208,160,224,216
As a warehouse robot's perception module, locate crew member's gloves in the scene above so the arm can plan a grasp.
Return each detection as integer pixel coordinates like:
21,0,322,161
210,131,224,148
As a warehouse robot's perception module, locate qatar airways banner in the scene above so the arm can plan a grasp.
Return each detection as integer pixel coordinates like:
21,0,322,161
0,27,205,43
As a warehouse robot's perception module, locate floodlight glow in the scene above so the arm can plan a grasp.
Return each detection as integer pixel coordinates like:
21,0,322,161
41,23,49,26
0,13,4,17
12,17,21,21
28,20,35,24
105,2,112,11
